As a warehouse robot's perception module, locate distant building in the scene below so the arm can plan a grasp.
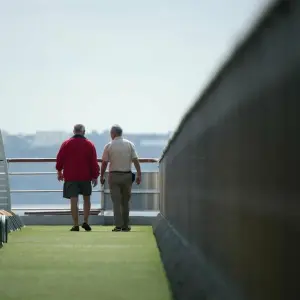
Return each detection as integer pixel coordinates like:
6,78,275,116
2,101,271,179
140,139,168,147
31,131,69,147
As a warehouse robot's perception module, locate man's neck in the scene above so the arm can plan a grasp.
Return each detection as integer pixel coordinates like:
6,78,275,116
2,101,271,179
73,134,85,138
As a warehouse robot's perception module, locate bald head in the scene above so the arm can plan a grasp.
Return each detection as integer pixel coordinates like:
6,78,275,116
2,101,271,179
110,124,123,139
73,124,85,136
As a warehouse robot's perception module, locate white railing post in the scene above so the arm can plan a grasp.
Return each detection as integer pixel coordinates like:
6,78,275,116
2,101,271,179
0,130,11,211
100,180,105,216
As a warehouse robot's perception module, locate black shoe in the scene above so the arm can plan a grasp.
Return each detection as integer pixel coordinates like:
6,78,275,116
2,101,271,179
70,225,79,231
122,226,131,232
112,227,122,232
82,222,92,231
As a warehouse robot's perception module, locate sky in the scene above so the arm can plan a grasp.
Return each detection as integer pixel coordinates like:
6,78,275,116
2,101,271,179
0,0,271,134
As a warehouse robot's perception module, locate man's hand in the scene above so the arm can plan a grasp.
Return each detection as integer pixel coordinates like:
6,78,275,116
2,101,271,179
57,171,64,181
100,176,105,185
92,178,98,187
136,173,141,185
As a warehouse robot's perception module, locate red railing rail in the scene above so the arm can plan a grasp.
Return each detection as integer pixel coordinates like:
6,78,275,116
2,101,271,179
6,158,158,163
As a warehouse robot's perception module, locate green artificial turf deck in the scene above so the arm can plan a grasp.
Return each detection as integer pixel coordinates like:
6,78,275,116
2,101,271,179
0,226,172,300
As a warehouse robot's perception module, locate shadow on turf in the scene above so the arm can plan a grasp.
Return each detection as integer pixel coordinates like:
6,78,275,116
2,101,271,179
73,230,142,233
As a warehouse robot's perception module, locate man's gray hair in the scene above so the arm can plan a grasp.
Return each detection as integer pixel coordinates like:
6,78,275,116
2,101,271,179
73,124,85,135
111,124,123,136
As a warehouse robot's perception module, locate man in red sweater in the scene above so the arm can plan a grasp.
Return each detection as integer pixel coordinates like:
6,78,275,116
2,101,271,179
56,124,100,231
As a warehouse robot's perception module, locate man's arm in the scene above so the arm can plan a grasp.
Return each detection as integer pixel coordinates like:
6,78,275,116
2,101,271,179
90,143,100,180
131,143,141,184
132,157,141,176
56,142,66,181
100,144,109,184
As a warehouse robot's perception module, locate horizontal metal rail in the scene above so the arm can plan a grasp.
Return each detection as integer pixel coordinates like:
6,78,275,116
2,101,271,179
10,189,101,193
8,170,159,176
6,158,158,163
103,189,159,194
11,208,103,211
10,189,159,194
9,172,57,176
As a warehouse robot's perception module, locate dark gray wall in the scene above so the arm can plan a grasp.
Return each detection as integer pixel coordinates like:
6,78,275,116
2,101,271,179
158,0,300,299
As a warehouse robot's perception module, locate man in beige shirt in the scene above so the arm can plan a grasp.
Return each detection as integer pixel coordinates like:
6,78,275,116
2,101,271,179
100,125,141,231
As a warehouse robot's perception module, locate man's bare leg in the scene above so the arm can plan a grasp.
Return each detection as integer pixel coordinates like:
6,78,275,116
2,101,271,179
82,195,92,231
70,197,79,230
83,195,91,224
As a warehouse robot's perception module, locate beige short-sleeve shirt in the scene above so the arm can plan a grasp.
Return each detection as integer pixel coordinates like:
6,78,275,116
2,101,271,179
102,137,138,172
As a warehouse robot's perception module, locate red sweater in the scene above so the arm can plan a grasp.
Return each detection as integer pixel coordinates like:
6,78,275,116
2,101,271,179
56,135,100,181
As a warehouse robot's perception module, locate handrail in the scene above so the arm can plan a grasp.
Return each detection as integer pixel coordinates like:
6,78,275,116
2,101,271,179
5,157,160,213
6,158,158,163
6,159,160,211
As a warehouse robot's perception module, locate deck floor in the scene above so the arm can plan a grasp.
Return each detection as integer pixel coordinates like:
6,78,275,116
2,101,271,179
0,226,172,300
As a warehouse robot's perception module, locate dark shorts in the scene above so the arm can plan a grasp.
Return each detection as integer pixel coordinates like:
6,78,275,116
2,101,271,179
63,181,92,199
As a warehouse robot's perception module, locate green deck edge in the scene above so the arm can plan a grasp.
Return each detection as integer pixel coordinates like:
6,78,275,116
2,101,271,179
0,226,172,300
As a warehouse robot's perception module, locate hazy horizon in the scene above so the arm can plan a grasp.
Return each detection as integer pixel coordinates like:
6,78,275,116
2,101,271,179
1,128,172,135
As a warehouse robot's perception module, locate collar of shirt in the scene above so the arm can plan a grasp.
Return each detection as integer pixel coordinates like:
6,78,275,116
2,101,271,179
72,134,86,139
